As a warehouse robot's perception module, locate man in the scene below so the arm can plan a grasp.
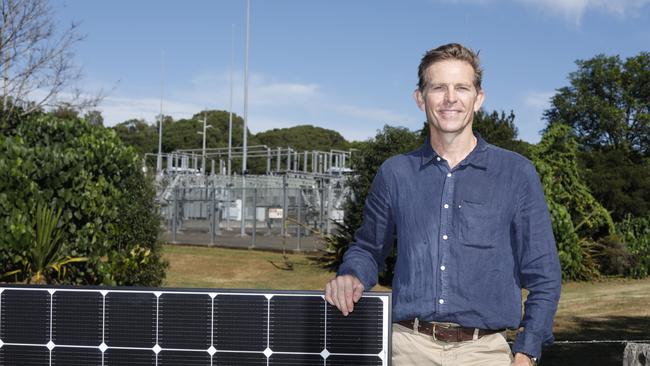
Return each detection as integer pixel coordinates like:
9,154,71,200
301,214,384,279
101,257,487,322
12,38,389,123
325,43,561,366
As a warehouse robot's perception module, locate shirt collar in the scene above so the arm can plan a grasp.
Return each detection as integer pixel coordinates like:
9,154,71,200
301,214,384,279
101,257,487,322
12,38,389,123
420,132,489,169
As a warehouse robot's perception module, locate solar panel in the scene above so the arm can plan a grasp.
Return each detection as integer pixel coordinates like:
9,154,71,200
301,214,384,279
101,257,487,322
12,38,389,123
0,286,391,366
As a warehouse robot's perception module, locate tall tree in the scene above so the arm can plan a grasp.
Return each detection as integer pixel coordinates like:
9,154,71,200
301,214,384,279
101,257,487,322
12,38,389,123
544,52,650,219
544,53,649,155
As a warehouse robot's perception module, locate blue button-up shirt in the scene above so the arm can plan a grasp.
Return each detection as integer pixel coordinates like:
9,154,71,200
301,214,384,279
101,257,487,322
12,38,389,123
338,134,562,358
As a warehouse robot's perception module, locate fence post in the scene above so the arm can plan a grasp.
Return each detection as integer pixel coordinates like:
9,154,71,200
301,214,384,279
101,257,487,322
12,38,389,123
326,181,332,235
252,188,257,248
225,187,231,231
297,188,302,251
211,187,217,245
172,187,178,243
282,174,287,237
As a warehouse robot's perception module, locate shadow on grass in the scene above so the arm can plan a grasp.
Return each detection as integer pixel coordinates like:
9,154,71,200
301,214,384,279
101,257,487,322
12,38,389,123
540,316,650,366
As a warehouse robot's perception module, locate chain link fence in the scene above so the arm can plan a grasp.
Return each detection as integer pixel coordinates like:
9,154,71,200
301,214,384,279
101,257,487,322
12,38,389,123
160,186,345,252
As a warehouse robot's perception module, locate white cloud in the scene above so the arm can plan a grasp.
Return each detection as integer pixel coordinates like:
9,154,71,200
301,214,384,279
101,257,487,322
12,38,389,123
517,0,650,25
100,95,200,125
437,0,650,25
332,104,412,125
523,90,554,109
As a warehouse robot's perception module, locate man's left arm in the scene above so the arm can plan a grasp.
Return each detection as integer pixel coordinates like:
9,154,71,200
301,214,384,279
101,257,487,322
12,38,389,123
511,163,562,360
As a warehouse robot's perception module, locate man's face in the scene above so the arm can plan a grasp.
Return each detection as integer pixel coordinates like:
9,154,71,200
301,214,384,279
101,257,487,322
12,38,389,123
415,59,484,135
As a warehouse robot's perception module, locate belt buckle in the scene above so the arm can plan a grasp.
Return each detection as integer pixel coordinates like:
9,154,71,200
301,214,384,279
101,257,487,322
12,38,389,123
431,322,452,341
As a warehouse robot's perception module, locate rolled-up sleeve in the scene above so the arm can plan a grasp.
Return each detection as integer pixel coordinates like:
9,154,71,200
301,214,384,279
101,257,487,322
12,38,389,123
337,165,395,290
511,163,562,359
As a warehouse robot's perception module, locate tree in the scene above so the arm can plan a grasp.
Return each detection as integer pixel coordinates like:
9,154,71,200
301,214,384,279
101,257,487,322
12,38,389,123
544,52,650,219
0,111,167,285
256,125,350,151
579,149,650,220
0,0,93,117
113,118,158,156
531,124,614,280
544,53,649,155
83,110,103,126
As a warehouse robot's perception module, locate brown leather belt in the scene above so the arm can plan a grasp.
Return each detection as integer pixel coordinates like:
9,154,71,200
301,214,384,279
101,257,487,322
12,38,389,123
397,319,503,342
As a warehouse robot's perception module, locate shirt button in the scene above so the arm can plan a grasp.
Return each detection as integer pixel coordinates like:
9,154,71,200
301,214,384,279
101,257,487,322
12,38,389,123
447,173,452,177
440,265,446,271
439,299,445,304
443,204,449,209
442,235,448,240
436,157,441,161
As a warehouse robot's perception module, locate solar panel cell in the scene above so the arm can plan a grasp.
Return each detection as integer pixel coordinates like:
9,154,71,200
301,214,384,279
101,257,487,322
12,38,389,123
269,295,324,353
0,344,49,366
326,297,383,354
158,350,210,366
269,353,324,365
1,290,50,344
158,293,211,349
213,351,267,365
104,348,155,366
52,347,102,366
327,355,383,365
53,291,102,346
105,292,156,348
214,294,267,352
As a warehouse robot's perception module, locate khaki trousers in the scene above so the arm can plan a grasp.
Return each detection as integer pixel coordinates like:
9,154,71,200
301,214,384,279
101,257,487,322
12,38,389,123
392,323,514,366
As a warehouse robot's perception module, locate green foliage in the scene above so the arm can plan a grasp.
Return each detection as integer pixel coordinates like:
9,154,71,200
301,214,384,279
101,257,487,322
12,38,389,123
578,149,650,221
544,52,650,219
531,124,614,280
544,53,649,154
595,235,633,277
256,125,350,151
1,202,88,284
101,172,167,286
323,125,421,284
0,112,166,285
616,215,650,278
113,119,159,156
83,110,104,127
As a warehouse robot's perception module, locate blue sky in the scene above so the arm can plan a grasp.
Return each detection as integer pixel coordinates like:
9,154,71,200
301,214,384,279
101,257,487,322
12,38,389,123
53,0,650,143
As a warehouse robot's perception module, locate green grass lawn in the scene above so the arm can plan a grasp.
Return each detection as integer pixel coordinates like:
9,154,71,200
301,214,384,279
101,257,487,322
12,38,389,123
163,244,649,336
163,244,650,365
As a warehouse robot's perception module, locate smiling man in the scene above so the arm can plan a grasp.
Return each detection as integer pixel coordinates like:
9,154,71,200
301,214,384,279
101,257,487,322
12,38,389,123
325,43,561,366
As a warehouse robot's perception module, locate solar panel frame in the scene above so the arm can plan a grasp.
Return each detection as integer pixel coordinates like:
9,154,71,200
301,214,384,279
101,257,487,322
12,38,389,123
0,285,392,366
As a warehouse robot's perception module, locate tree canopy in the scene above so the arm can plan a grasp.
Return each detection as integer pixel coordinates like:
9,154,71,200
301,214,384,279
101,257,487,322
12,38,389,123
256,125,350,151
543,52,650,220
544,53,649,155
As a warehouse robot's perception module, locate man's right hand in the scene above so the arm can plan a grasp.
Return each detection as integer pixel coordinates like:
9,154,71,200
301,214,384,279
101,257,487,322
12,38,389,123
324,275,365,316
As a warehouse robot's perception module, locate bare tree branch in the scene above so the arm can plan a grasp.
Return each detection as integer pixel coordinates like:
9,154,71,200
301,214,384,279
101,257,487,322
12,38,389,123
0,0,93,117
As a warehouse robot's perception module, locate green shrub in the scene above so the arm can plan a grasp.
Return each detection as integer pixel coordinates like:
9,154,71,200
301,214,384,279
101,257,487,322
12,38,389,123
595,235,634,277
616,215,650,278
0,112,167,285
531,124,614,280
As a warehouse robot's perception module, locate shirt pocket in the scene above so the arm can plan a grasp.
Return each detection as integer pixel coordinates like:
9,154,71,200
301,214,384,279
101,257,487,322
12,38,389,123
458,200,501,247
